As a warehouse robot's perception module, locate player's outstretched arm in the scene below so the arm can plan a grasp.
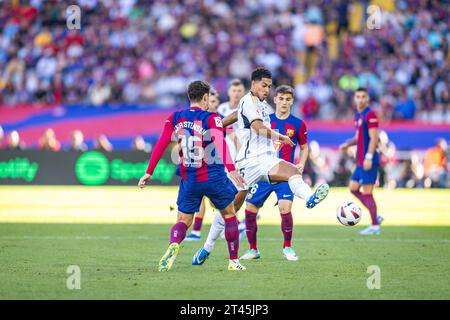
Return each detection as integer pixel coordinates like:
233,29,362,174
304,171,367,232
138,115,174,188
208,114,246,190
250,119,295,147
222,111,238,127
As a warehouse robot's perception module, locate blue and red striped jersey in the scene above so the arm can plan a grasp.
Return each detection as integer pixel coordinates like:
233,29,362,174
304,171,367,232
145,106,235,183
270,113,307,164
355,107,379,166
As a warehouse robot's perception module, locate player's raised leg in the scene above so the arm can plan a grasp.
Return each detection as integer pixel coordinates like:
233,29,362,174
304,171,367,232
268,159,329,208
159,211,193,272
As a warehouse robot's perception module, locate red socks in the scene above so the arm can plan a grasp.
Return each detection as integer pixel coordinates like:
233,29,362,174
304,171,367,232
169,221,187,244
351,190,378,225
192,217,203,232
281,212,293,248
245,210,258,250
224,216,239,260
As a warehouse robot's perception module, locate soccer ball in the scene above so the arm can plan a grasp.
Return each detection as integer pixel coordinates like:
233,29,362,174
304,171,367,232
336,201,362,226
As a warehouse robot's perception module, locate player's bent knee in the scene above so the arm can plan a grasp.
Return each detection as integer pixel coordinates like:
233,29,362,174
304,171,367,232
279,207,292,215
219,201,236,219
245,202,259,214
278,200,292,214
349,181,360,192
269,164,298,182
178,212,194,227
361,184,374,195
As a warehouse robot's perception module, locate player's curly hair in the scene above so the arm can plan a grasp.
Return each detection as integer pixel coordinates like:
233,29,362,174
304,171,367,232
187,80,211,102
251,67,272,81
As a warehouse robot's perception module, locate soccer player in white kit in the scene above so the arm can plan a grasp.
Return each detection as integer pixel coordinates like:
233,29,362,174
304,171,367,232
192,68,330,265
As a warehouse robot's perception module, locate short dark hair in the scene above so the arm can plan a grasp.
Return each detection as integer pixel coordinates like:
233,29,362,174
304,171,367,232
188,80,211,102
251,67,272,81
209,88,219,97
355,87,368,93
275,85,295,98
228,78,244,88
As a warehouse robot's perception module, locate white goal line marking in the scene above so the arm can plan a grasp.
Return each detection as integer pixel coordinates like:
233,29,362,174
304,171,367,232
0,235,449,244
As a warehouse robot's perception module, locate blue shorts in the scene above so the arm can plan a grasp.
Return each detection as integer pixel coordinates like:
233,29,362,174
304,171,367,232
351,164,378,185
176,177,237,214
245,181,294,208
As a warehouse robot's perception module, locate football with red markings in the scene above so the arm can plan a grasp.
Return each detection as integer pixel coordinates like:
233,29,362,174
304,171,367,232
336,201,362,226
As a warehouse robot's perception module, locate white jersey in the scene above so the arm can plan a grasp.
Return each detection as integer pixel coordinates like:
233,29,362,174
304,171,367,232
235,91,276,162
217,102,239,131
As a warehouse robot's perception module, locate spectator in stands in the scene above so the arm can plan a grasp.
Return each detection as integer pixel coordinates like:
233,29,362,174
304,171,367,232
0,1,448,122
397,152,425,189
132,135,152,153
393,90,417,120
423,138,448,188
94,134,113,152
308,140,334,185
300,95,319,119
378,130,400,189
6,130,25,150
332,148,353,187
69,130,88,152
38,128,61,151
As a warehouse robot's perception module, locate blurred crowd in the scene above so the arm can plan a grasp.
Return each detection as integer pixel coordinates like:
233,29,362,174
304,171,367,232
301,133,449,188
1,123,448,188
0,0,448,121
0,125,153,153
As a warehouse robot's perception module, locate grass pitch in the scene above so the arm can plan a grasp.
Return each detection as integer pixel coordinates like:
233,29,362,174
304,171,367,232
0,186,449,299
0,224,449,300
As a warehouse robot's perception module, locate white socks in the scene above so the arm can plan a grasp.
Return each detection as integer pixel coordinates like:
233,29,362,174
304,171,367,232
204,212,225,252
288,174,313,201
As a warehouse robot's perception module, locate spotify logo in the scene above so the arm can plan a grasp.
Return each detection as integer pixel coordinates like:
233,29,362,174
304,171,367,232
75,151,109,185
75,151,176,185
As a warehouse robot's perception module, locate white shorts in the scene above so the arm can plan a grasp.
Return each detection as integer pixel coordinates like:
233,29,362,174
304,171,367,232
236,153,282,191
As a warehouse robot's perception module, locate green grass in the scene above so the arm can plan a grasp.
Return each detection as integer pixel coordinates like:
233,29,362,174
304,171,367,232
0,223,449,299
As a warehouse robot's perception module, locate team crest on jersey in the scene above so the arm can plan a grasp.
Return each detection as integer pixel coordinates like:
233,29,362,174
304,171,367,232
286,129,295,137
358,118,363,126
215,117,223,128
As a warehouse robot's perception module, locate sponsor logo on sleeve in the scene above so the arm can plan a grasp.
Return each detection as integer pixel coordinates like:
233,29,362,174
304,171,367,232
215,117,223,128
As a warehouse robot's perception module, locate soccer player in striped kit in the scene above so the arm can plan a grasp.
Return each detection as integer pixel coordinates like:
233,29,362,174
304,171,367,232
138,81,247,271
339,87,384,235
